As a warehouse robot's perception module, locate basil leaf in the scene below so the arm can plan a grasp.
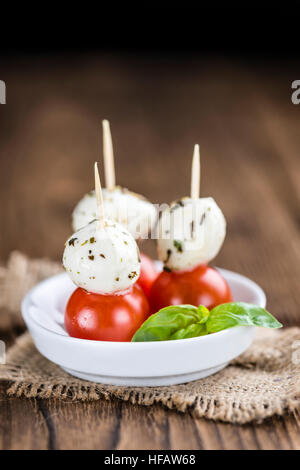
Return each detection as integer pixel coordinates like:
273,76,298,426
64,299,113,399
131,302,282,342
197,305,210,324
206,302,282,333
170,323,207,340
131,304,208,342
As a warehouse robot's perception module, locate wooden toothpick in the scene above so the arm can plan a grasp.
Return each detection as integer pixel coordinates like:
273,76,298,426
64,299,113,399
94,162,105,229
102,119,116,190
190,144,200,200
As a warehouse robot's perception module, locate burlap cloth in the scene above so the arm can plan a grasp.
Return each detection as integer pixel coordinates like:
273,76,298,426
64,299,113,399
1,251,300,424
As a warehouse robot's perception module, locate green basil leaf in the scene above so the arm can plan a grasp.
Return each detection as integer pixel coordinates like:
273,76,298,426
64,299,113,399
170,323,207,340
131,302,282,342
206,302,282,333
131,304,205,342
197,305,210,324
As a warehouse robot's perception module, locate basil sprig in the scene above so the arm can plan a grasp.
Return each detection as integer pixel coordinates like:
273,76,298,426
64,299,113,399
131,302,282,342
131,305,209,342
206,302,282,333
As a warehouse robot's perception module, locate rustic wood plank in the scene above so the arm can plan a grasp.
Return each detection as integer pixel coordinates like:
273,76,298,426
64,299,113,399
0,383,48,450
36,397,121,450
286,411,300,449
193,418,227,450
194,415,300,450
1,386,300,450
116,402,170,450
167,412,203,450
194,419,260,451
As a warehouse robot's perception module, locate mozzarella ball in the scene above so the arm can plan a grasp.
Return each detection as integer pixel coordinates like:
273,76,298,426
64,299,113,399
63,219,141,294
157,197,226,271
72,186,157,239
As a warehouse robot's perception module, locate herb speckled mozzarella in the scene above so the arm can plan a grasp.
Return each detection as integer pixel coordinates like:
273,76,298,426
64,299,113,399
157,197,226,271
63,219,141,294
72,186,157,239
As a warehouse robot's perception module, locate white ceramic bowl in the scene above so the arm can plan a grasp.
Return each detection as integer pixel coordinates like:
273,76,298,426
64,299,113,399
22,267,266,386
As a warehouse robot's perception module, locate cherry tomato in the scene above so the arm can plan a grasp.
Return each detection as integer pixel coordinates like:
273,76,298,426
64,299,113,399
137,252,159,297
65,284,150,342
150,264,232,312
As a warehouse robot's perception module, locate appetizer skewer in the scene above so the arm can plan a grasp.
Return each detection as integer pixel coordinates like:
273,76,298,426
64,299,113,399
64,164,141,294
71,120,159,296
72,120,157,240
102,119,116,190
63,163,150,341
157,145,226,271
150,145,232,311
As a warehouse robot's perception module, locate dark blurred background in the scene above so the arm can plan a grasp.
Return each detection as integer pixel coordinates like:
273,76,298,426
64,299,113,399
0,7,299,324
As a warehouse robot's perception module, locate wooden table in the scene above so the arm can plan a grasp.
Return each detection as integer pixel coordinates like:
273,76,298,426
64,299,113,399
0,54,300,450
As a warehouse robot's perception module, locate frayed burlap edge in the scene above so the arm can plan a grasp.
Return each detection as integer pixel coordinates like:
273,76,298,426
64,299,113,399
1,328,300,424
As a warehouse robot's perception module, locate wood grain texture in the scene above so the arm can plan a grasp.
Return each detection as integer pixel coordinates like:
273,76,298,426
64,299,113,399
2,382,300,450
0,54,299,449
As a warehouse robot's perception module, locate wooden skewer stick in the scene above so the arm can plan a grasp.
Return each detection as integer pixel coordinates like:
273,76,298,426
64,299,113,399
102,119,116,190
190,144,200,200
94,162,105,229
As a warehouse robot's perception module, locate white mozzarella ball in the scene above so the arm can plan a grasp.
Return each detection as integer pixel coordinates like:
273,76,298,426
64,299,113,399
63,219,141,294
72,187,157,239
157,197,226,271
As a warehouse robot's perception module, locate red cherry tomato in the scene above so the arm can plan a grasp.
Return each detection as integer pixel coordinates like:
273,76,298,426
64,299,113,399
150,264,232,312
65,284,150,342
137,252,159,297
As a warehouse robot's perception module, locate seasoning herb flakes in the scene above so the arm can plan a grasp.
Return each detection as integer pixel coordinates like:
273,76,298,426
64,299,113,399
200,213,206,225
68,237,78,246
128,271,137,280
173,240,183,253
164,249,172,264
